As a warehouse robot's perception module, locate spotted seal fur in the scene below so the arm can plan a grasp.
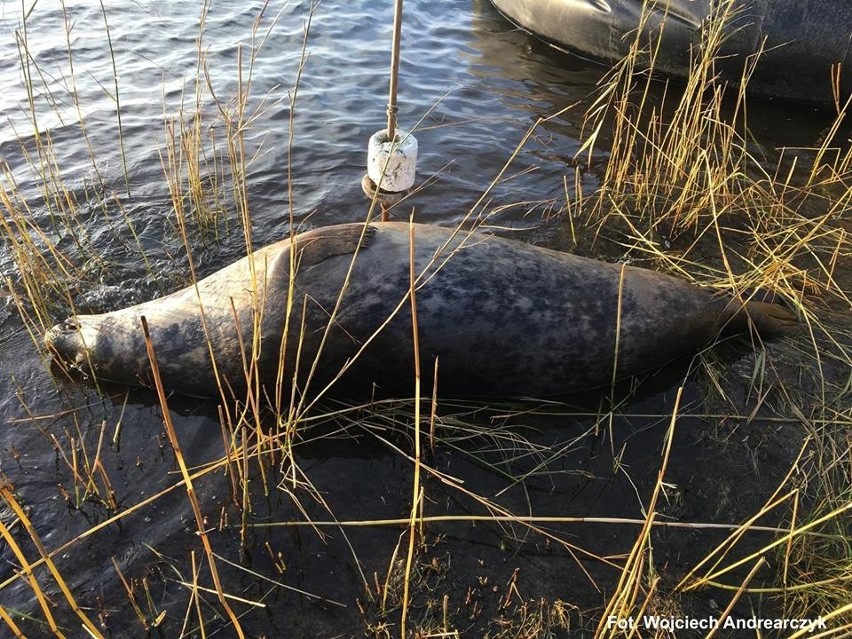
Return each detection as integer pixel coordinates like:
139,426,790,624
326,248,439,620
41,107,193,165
45,222,796,399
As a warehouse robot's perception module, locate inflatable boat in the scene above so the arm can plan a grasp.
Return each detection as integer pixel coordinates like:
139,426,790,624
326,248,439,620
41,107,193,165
489,0,852,105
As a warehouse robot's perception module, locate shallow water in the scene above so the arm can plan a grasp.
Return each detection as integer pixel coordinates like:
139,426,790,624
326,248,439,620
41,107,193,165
0,1,848,636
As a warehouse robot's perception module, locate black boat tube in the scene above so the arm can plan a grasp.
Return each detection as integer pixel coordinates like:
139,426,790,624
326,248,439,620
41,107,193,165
489,0,852,105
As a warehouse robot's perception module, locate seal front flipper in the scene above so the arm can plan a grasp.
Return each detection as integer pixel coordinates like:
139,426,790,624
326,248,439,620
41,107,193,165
290,223,378,273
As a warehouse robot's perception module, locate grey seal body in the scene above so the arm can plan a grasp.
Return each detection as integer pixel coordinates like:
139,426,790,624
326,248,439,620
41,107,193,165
45,222,795,399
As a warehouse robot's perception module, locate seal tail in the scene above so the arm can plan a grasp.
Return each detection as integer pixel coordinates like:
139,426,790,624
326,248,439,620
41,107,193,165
719,297,799,338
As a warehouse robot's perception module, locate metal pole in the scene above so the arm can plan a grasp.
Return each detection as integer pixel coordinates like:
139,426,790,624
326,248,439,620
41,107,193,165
386,0,403,141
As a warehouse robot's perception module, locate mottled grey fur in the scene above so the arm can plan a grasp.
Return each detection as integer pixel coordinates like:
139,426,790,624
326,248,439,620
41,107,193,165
45,222,796,399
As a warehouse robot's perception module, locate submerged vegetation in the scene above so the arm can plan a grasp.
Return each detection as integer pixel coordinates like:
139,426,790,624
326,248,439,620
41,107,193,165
0,0,849,637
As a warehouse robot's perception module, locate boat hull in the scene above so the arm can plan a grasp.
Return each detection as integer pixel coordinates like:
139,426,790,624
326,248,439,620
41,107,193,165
489,0,852,104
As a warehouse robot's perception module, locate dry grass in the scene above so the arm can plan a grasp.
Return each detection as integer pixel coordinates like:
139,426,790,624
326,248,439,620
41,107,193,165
565,0,852,634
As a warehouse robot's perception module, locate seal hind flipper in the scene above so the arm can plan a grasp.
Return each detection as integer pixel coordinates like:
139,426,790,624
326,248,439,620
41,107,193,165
736,299,799,337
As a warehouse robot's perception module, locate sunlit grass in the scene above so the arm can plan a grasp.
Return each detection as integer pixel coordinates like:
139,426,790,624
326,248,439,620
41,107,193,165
569,0,852,633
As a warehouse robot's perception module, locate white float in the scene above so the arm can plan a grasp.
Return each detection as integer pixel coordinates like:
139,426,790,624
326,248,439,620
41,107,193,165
366,128,418,193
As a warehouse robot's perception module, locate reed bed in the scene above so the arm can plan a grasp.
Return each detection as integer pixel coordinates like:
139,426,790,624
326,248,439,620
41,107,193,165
0,0,849,637
566,0,851,634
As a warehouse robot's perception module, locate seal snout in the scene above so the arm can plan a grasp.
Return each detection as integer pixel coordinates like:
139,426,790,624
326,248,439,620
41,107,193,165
45,316,92,368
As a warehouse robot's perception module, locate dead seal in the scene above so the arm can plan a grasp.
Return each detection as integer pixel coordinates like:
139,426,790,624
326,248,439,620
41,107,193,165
45,222,796,399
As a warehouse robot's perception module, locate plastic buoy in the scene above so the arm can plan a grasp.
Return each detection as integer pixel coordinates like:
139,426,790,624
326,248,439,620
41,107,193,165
367,128,418,193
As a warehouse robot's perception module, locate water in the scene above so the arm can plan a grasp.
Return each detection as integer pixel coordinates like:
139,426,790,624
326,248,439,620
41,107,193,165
0,1,847,636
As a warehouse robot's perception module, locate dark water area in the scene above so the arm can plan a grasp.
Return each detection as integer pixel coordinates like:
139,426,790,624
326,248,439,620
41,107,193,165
0,1,848,637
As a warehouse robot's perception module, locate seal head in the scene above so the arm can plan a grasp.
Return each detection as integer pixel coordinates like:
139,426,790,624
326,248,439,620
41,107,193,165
46,318,97,370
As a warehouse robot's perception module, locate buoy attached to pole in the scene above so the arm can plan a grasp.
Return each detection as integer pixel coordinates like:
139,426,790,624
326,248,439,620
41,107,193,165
367,128,418,191
363,0,417,220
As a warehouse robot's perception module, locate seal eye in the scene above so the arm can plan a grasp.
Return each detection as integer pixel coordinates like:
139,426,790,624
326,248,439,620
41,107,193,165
63,318,80,331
